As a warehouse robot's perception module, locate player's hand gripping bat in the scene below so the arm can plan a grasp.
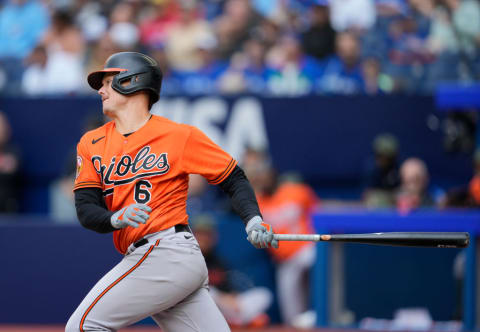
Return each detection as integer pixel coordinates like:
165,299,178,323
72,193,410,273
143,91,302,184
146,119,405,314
273,232,469,248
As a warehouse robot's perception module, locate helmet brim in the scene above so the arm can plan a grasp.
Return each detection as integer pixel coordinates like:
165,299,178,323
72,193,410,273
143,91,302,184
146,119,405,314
87,68,127,90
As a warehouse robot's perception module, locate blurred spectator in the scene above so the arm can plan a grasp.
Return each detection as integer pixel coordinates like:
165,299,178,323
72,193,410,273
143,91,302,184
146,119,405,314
408,0,434,38
109,23,140,51
108,1,141,51
0,112,21,213
363,133,401,208
439,147,480,208
329,0,376,32
147,42,183,96
243,148,319,325
186,174,224,217
50,114,105,221
37,10,86,94
360,0,407,64
213,0,262,61
266,34,323,96
442,0,480,78
301,4,336,61
318,31,364,94
252,18,282,50
0,0,49,94
49,153,77,222
383,13,435,92
203,0,226,21
443,111,476,154
396,157,434,213
376,0,409,18
192,215,272,328
21,45,48,95
250,0,281,20
75,0,108,43
218,36,269,94
110,1,138,25
0,0,49,59
175,33,229,94
426,1,457,55
139,0,180,49
362,56,395,94
163,0,214,71
468,149,480,207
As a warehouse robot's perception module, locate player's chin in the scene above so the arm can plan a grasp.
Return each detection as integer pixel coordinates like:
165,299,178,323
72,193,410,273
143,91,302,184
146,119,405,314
102,105,113,115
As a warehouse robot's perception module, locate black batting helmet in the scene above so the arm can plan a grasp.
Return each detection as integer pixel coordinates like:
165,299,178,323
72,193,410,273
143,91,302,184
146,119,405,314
88,52,163,105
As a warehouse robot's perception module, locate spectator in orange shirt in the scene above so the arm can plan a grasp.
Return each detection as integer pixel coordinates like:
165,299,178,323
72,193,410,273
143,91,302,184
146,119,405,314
242,148,320,325
468,149,480,206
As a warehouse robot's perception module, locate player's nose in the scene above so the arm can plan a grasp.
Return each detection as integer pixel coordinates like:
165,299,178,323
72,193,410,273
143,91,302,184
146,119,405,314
98,86,106,97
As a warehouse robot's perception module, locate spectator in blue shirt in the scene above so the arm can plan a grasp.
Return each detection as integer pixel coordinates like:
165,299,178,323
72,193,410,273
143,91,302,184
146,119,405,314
266,34,323,96
317,31,364,94
0,0,49,59
176,33,228,95
218,36,270,94
0,0,49,94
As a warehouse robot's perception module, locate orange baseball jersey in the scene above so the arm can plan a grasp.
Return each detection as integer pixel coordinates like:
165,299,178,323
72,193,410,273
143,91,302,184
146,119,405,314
257,182,318,262
74,115,236,254
470,175,480,204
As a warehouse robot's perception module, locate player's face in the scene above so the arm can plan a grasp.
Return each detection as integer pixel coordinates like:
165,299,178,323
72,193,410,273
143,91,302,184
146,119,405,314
98,73,130,116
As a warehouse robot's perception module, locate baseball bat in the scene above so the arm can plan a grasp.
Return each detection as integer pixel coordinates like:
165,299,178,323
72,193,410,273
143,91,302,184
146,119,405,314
273,232,469,248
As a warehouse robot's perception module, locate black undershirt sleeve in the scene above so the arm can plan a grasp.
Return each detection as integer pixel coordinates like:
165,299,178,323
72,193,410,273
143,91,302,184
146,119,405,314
74,188,116,233
218,165,262,226
75,165,258,231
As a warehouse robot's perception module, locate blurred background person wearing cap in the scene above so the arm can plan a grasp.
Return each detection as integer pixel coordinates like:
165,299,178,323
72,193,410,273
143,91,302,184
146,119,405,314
362,133,401,208
191,214,273,328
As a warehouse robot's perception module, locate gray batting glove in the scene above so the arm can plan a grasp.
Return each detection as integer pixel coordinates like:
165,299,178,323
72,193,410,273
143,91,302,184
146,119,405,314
245,216,279,249
111,203,151,229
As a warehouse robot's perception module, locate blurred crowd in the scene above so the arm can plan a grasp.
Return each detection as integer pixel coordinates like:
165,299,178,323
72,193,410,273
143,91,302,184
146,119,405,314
1,0,480,97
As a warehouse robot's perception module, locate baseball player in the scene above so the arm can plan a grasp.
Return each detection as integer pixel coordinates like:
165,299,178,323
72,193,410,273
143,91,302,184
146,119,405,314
65,52,278,332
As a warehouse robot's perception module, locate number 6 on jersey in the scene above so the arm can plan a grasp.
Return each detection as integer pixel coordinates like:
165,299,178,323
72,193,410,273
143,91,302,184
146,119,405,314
135,180,152,204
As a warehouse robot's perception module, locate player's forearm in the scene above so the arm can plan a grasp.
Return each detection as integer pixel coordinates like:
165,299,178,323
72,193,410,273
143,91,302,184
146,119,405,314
74,188,116,233
218,165,262,225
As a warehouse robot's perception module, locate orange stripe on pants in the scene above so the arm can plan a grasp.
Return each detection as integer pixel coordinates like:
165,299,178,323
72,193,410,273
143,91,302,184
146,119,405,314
79,240,159,332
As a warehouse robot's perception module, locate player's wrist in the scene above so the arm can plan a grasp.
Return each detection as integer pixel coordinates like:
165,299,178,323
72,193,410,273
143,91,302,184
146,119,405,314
245,215,263,233
110,207,126,229
110,213,121,229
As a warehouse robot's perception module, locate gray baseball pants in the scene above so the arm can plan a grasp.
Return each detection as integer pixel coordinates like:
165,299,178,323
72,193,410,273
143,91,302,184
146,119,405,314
65,226,231,332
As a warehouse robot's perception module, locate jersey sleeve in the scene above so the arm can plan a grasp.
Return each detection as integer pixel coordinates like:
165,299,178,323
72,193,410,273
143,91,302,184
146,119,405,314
182,126,237,185
73,137,102,191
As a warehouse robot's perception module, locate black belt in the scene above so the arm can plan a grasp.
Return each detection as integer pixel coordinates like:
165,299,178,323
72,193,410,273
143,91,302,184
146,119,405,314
133,224,192,248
